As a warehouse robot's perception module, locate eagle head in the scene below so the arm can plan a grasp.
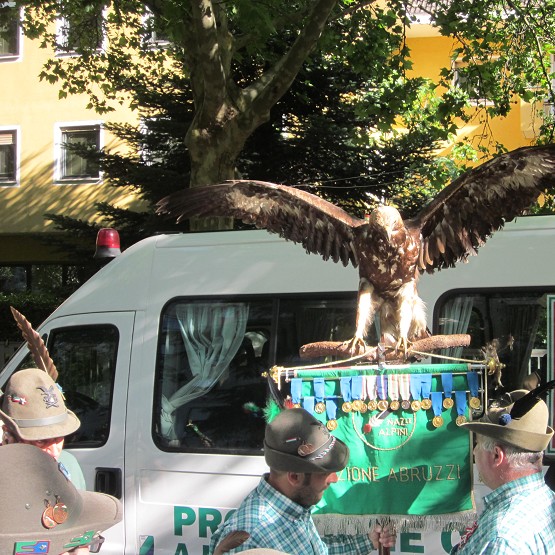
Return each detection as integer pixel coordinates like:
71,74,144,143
367,205,404,241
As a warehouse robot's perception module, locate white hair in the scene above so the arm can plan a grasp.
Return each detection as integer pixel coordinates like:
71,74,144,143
478,435,543,471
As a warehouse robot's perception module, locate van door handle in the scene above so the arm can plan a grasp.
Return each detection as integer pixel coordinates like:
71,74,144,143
95,467,122,499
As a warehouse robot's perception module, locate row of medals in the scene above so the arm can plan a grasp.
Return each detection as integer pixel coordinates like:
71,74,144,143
303,396,481,431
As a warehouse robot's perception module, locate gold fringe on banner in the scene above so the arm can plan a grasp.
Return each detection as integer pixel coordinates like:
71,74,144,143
313,511,477,534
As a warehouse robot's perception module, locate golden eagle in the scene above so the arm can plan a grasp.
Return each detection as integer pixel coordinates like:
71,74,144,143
157,144,555,353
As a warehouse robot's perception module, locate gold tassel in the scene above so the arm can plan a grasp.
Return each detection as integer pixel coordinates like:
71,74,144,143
10,306,58,382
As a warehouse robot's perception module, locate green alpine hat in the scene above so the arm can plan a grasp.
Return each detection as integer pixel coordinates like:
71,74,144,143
264,408,349,473
0,443,122,554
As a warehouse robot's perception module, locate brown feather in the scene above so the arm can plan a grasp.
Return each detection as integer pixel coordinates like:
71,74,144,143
213,531,250,555
157,181,366,269
407,144,555,272
10,306,58,381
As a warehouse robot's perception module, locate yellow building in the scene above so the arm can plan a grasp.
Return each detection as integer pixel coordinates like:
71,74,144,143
0,8,146,297
406,26,539,154
0,9,545,295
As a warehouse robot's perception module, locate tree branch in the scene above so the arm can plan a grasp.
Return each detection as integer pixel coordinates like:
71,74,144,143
190,0,227,114
242,0,339,116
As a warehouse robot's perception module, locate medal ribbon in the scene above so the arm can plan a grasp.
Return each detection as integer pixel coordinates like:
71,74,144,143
431,392,444,417
325,399,338,421
398,374,411,401
340,377,352,403
441,373,453,399
351,376,363,401
376,374,388,401
421,374,432,402
387,374,400,401
290,378,302,405
364,375,377,400
313,378,325,404
467,371,479,398
410,374,422,401
455,390,468,416
303,396,315,414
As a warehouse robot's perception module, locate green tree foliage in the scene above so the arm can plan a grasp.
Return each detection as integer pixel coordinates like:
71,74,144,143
2,0,555,246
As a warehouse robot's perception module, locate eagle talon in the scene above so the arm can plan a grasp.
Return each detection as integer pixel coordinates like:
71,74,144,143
342,336,368,356
394,336,412,358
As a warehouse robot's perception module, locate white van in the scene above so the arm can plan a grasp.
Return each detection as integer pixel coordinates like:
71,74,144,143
2,215,554,555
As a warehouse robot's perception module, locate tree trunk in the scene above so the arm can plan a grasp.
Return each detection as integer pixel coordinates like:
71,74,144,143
182,0,340,230
185,96,269,230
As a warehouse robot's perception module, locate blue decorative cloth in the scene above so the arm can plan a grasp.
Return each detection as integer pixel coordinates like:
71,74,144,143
208,475,374,555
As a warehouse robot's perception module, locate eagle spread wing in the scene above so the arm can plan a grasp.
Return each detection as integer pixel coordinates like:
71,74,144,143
157,144,555,351
157,180,368,267
406,144,555,272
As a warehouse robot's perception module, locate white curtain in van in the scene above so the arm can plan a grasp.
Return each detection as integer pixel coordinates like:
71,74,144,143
160,303,249,440
440,296,474,359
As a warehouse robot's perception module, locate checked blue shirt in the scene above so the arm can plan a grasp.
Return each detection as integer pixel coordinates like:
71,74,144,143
453,473,555,554
209,475,375,555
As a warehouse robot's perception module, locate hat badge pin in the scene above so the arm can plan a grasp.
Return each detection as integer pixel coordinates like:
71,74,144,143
7,394,26,405
285,436,319,457
498,413,512,425
298,442,316,457
37,385,60,409
42,496,69,529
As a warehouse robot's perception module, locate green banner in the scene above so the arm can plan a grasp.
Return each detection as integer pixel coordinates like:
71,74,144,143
297,366,477,533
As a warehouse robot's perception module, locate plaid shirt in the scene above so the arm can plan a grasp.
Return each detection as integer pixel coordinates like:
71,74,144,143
453,473,555,554
209,475,374,555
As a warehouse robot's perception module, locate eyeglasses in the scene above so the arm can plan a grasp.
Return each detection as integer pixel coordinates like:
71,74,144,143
88,535,105,553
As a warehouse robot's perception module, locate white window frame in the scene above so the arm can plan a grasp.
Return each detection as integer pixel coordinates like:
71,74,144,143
453,59,495,106
54,121,103,184
139,116,176,166
142,7,171,49
543,54,555,118
55,8,106,57
0,125,20,187
0,2,23,62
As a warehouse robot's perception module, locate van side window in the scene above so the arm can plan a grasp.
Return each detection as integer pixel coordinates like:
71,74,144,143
15,325,118,447
154,295,359,453
435,289,552,396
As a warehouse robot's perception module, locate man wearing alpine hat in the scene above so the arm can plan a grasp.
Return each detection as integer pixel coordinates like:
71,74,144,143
209,408,396,554
0,367,86,490
452,385,555,554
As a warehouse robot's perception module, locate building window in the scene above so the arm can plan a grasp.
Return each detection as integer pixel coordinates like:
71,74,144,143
0,3,20,58
0,129,17,184
143,8,171,48
0,264,87,294
453,60,495,106
56,124,102,181
56,8,104,54
543,54,555,119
